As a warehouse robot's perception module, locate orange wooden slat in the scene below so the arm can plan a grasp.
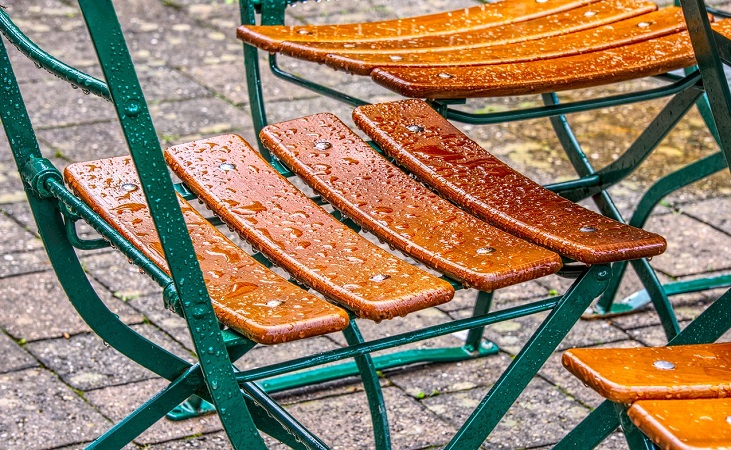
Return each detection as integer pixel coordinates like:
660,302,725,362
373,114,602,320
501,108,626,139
275,0,659,75
629,399,731,450
319,8,683,75
260,113,562,292
369,21,731,98
354,100,667,264
165,134,454,321
237,0,601,51
64,157,350,345
563,343,731,403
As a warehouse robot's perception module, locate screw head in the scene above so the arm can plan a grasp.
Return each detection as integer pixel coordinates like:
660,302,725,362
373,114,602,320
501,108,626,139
653,360,675,370
315,141,332,150
406,125,424,133
219,163,236,171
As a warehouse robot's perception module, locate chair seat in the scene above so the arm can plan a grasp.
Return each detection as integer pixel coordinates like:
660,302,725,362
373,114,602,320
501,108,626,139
164,134,455,321
259,112,563,292
237,0,731,98
353,100,667,264
64,157,350,345
629,398,731,450
562,342,731,403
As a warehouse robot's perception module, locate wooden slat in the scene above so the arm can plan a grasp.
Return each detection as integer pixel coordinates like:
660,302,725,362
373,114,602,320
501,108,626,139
165,134,455,321
237,0,600,51
319,8,683,75
64,157,350,345
370,20,731,98
353,100,667,264
260,113,563,292
629,399,731,450
277,0,660,75
563,343,731,403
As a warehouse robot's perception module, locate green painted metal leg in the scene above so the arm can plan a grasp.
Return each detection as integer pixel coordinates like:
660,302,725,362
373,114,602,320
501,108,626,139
588,151,728,320
617,404,657,450
463,291,496,353
444,265,611,450
343,320,391,450
88,366,203,449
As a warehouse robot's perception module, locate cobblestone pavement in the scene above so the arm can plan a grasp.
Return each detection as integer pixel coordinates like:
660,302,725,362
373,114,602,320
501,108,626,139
1,0,730,448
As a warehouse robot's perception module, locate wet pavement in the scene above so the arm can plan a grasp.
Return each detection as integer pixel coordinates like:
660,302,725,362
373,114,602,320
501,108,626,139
1,0,730,448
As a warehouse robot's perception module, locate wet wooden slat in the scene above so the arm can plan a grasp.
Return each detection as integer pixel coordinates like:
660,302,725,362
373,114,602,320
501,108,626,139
354,100,666,264
563,343,731,403
370,21,731,98
237,0,600,51
629,398,731,450
64,157,350,345
278,1,660,75
260,113,563,292
319,9,683,75
165,134,454,321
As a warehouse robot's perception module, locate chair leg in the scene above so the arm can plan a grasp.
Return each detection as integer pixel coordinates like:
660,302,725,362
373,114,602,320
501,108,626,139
343,320,392,450
463,290,495,353
444,264,612,450
616,404,658,450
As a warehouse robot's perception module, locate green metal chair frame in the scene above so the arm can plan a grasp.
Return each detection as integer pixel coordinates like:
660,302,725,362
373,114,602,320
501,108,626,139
239,0,731,341
0,2,634,449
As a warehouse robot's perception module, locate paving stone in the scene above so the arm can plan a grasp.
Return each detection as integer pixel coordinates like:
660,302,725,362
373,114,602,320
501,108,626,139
25,323,190,391
680,196,731,235
283,386,457,449
0,332,38,374
85,378,223,445
0,249,51,278
87,251,166,299
148,97,245,144
127,293,195,351
0,212,43,253
18,78,117,129
387,351,513,399
646,213,731,277
0,271,141,341
143,432,233,449
609,290,714,331
0,368,110,449
627,320,693,347
422,378,589,449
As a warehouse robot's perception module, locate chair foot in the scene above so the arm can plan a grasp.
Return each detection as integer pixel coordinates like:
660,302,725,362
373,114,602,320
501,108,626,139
166,395,216,421
582,273,731,320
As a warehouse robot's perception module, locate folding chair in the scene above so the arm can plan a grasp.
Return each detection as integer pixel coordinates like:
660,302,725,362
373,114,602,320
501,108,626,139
0,1,672,447
238,0,731,340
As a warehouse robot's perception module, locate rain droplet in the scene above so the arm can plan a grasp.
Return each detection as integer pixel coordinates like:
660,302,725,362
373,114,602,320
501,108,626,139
121,183,138,192
476,247,496,255
438,72,454,79
266,300,283,308
580,226,597,233
726,416,731,425
315,141,332,150
219,162,236,171
297,29,311,35
536,0,548,3
389,55,403,61
370,274,391,282
583,11,596,16
653,360,675,370
406,125,424,133
637,22,651,27
343,43,356,48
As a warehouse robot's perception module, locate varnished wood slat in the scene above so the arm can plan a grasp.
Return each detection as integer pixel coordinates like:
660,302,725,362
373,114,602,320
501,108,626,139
260,113,563,292
237,0,600,51
354,100,667,264
277,1,660,75
165,134,454,321
64,157,350,345
562,343,731,403
319,9,683,75
370,21,731,98
629,399,731,450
